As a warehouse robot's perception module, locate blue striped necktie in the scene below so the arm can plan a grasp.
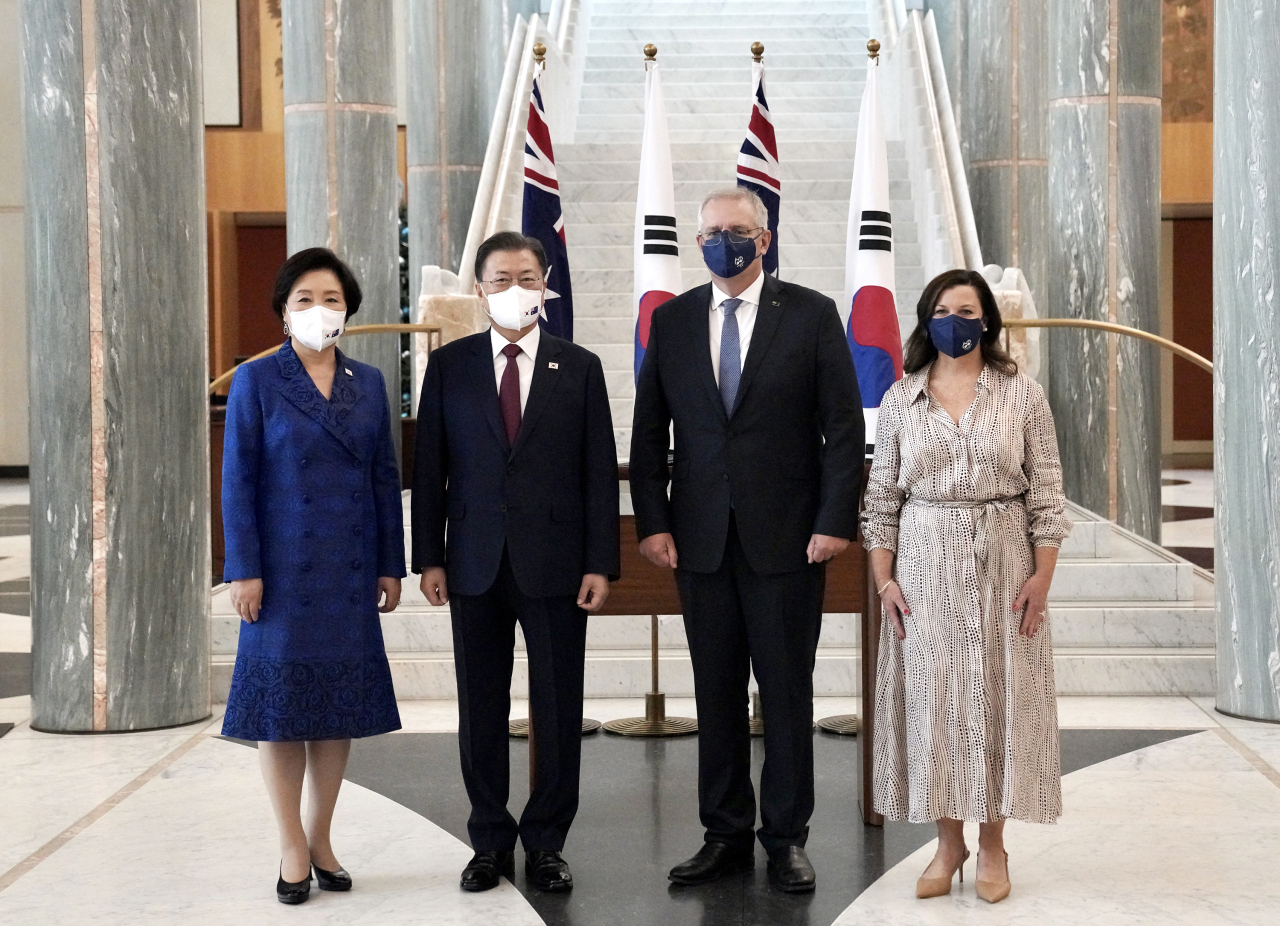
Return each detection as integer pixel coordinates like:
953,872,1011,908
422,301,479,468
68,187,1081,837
719,297,743,415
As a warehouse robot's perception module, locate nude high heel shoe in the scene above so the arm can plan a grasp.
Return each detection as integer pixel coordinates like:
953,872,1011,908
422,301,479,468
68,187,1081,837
975,850,1011,904
915,848,969,899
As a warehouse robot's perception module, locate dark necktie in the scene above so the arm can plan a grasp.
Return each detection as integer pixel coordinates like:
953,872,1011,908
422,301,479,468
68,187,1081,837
499,343,523,446
719,298,743,414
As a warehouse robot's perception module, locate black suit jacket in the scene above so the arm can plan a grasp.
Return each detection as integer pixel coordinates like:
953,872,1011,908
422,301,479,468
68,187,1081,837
412,330,620,598
630,274,865,575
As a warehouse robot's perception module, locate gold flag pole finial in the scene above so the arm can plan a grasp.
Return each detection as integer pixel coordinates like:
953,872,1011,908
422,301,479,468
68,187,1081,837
533,42,546,66
868,39,881,62
751,41,764,62
644,43,658,60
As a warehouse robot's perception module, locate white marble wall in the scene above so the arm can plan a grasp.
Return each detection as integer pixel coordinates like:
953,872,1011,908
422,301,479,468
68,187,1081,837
21,0,211,731
1214,0,1280,723
282,0,400,445
1046,0,1162,540
0,0,27,469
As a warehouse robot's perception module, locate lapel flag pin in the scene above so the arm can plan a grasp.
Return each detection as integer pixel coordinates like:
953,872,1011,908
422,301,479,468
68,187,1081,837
548,362,559,369
344,368,353,376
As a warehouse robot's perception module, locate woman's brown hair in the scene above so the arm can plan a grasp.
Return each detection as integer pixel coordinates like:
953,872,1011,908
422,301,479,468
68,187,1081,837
902,268,1018,376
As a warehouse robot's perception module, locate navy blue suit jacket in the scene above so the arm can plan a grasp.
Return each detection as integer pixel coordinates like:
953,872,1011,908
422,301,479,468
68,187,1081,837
411,330,620,598
630,274,865,575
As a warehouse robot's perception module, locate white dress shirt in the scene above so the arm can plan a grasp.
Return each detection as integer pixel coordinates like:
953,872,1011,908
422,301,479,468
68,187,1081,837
490,324,540,413
708,272,765,386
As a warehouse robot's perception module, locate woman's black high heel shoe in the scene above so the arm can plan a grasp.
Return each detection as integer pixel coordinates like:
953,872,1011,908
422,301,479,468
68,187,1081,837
277,864,311,904
312,863,353,892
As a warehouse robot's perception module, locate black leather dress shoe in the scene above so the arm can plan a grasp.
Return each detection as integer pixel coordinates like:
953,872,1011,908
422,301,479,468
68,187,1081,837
312,863,352,892
460,850,514,892
277,865,311,904
525,849,574,892
767,846,816,893
668,842,754,885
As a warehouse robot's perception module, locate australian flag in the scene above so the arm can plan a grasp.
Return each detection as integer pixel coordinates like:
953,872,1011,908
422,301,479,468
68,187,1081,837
736,56,780,274
523,65,573,340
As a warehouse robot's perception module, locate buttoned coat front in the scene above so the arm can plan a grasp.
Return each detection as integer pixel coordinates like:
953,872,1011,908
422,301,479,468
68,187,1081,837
220,342,406,742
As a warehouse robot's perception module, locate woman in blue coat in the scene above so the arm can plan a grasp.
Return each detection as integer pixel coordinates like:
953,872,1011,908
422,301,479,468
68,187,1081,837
221,248,405,904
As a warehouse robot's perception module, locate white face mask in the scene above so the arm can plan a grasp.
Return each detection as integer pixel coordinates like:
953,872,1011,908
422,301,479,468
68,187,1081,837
288,304,346,352
484,285,544,330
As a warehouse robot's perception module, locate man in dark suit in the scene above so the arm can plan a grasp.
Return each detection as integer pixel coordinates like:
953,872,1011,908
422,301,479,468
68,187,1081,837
413,231,619,894
631,188,864,893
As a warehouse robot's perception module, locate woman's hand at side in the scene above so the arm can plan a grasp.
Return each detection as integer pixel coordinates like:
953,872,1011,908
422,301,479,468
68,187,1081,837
1014,546,1060,638
378,577,402,613
230,579,263,623
869,548,910,640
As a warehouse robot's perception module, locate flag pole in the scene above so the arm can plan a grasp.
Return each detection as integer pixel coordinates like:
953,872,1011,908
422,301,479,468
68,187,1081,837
604,43,697,738
818,37,890,740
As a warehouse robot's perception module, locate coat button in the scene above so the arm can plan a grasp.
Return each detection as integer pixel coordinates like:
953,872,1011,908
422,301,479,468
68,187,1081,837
353,526,363,537
302,494,311,504
300,458,309,467
349,593,359,604
300,595,312,606
301,562,312,573
723,474,729,481
302,528,313,539
500,503,508,513
507,465,515,475
351,559,361,570
351,491,359,501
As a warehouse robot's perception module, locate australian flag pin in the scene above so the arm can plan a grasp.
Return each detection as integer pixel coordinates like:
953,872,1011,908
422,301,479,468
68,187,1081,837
548,362,559,369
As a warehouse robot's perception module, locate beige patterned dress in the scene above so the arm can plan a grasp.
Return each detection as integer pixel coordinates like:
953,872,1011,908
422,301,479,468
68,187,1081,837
862,363,1071,824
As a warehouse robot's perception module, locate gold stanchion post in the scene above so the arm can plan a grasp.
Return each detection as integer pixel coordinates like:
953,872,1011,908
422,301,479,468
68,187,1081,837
603,615,698,736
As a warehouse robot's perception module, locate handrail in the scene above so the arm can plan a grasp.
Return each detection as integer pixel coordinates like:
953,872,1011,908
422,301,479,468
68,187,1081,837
1002,319,1213,374
455,0,584,293
457,16,530,292
907,12,964,270
922,10,982,270
208,324,443,395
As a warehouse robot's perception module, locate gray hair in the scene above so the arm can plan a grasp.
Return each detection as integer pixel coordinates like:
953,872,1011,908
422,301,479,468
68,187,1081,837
697,186,768,232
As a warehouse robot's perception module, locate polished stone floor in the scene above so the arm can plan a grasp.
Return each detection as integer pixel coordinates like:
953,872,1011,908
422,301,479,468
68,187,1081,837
3,695,1278,924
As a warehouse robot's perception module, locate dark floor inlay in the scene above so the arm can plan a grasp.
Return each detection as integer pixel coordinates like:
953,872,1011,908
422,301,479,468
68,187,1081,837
335,727,1199,926
1167,546,1214,570
0,652,32,699
1161,505,1213,522
1161,478,1191,486
0,722,13,739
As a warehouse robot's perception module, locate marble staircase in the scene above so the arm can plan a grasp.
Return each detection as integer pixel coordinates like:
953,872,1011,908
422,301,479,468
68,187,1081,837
558,0,925,459
210,497,1216,700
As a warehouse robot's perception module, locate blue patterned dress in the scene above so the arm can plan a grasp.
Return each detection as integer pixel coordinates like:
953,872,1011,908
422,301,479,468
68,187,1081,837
220,342,405,741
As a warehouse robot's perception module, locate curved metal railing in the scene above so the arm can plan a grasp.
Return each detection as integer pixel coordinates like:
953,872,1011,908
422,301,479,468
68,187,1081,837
1001,318,1212,374
208,324,443,395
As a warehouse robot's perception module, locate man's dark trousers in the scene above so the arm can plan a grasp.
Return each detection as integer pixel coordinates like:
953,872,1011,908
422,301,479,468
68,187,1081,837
677,513,825,854
451,548,587,852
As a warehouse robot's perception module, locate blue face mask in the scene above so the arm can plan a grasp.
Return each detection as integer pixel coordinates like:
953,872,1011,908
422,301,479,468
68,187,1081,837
701,231,759,278
929,313,985,358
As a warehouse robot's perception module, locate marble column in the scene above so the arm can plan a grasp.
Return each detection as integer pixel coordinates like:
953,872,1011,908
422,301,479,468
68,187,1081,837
1046,0,1162,539
21,0,210,732
405,0,540,312
282,0,400,449
963,0,1048,304
1214,0,1280,722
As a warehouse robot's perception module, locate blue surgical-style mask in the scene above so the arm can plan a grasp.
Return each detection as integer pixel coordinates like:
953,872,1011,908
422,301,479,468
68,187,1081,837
701,231,759,278
929,313,985,358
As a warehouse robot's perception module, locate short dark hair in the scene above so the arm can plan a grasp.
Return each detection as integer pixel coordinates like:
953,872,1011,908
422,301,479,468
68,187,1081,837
903,268,1018,376
271,247,363,321
474,231,548,282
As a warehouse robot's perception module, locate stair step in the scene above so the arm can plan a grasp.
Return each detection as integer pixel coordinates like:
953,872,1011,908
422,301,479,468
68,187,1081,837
211,646,1217,701
578,96,860,116
580,82,864,100
573,129,860,144
556,140,876,162
560,159,861,182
